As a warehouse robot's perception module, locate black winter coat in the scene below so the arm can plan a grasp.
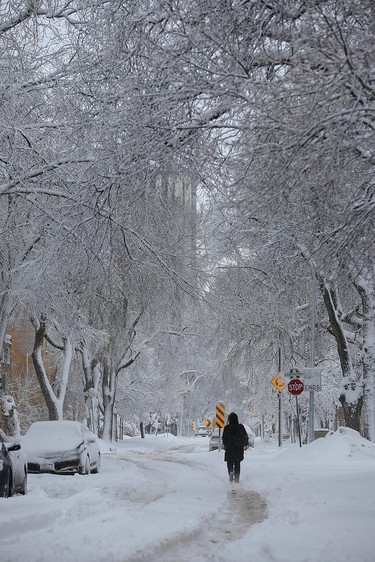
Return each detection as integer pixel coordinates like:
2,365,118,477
222,423,248,462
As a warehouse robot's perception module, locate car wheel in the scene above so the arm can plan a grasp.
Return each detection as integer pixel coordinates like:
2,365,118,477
80,455,91,475
92,453,101,474
0,474,10,498
2,471,12,497
20,471,27,495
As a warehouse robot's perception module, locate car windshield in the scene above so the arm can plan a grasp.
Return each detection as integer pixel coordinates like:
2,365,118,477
24,422,83,450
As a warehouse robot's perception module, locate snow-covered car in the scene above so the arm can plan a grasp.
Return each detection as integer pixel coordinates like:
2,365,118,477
195,426,209,437
22,420,101,475
0,429,27,497
243,424,255,448
208,428,223,451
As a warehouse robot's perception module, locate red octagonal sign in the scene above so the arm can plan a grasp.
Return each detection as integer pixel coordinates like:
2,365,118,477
288,378,304,395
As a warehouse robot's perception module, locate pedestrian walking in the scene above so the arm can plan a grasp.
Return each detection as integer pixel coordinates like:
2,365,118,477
222,412,249,483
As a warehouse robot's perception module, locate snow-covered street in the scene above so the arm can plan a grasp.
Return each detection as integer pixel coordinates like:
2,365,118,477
1,429,374,562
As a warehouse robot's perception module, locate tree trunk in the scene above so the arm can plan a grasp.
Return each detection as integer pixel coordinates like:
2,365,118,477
339,395,364,433
0,289,12,358
102,391,114,441
100,316,143,441
79,342,101,434
31,316,60,420
320,277,364,432
353,270,375,441
101,359,116,441
31,315,73,422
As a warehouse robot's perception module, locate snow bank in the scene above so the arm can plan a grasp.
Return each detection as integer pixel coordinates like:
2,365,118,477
276,427,375,464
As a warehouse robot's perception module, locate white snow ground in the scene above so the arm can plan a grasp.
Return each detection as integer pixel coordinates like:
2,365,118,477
0,427,374,562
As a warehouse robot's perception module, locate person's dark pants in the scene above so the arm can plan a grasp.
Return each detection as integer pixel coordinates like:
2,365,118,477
227,460,241,482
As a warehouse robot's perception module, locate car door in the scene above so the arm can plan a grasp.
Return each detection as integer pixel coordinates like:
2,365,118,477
0,430,27,492
0,434,12,497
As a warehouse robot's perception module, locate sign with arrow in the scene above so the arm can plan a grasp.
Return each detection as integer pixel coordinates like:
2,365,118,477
271,372,286,392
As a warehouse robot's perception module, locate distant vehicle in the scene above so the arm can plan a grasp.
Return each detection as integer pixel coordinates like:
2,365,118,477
0,429,28,497
22,421,101,475
208,428,223,451
243,424,255,448
210,424,254,451
195,426,209,437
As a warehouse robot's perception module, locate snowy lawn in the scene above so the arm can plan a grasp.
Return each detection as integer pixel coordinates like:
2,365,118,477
0,427,374,562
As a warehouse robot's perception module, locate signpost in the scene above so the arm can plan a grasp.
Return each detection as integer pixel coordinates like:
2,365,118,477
271,369,286,448
288,369,303,447
308,268,317,443
304,366,322,443
215,401,225,451
271,349,285,447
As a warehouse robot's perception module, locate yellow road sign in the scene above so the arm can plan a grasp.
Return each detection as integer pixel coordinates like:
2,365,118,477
215,401,225,428
271,372,286,391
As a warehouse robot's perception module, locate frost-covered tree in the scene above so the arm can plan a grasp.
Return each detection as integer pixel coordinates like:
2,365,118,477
136,0,375,437
1,0,373,441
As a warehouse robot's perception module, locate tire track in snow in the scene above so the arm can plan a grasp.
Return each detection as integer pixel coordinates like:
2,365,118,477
120,447,267,562
148,486,267,562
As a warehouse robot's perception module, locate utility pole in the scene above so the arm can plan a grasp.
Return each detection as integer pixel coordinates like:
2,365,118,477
308,270,317,443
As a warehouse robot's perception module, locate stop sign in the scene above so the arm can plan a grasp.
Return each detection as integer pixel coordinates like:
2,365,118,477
288,378,304,395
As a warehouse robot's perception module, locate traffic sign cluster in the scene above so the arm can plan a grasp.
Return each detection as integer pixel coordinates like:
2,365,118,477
270,368,321,394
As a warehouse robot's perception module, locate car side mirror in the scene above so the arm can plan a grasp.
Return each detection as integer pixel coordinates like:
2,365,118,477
8,443,21,452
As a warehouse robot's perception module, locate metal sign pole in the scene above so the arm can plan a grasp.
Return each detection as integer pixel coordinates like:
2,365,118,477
308,272,317,443
296,396,302,448
278,348,282,447
278,391,282,447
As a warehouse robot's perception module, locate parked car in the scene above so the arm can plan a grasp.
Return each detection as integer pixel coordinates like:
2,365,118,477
243,424,255,448
21,420,101,475
0,429,27,497
208,428,223,451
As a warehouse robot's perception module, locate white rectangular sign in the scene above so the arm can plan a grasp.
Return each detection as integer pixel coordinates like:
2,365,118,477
302,368,322,391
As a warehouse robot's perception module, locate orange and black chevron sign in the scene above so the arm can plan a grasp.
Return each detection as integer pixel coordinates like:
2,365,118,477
215,401,225,428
